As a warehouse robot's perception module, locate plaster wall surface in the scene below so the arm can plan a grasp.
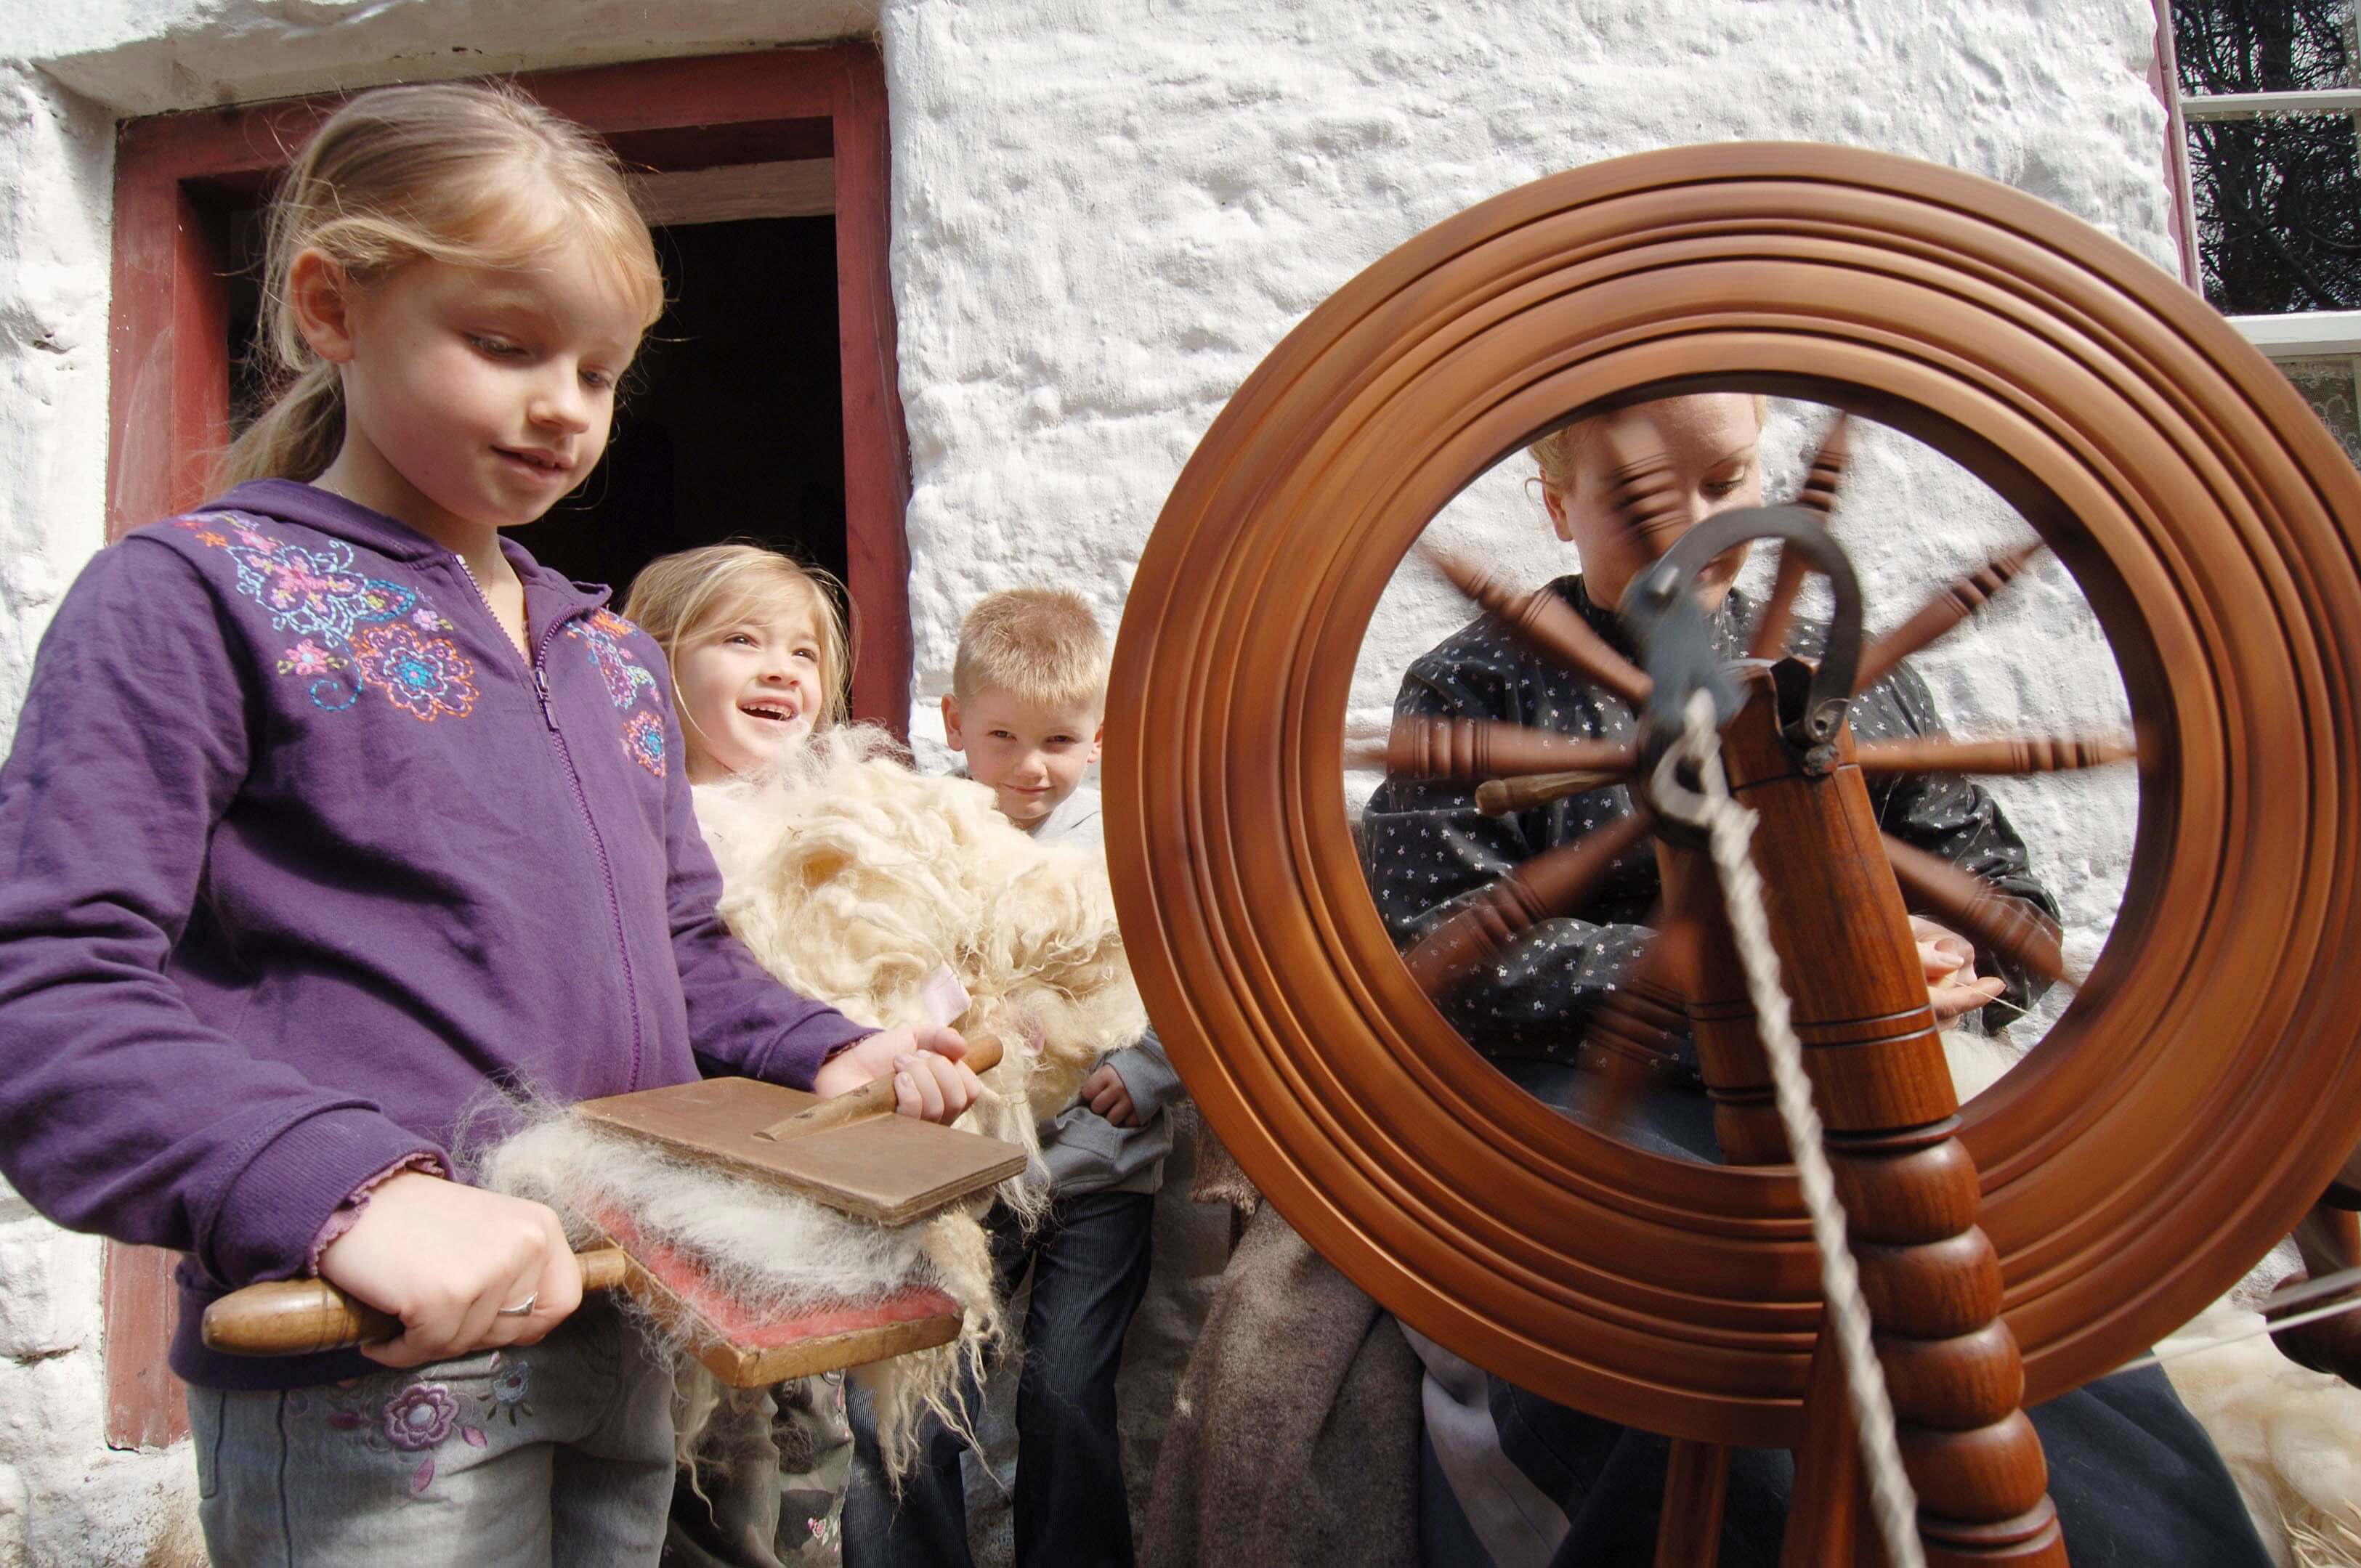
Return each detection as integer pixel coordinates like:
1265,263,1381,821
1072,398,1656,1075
0,0,2176,1561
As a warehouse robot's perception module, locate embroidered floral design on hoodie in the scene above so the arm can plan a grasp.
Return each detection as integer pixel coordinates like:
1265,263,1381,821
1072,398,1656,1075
176,513,478,719
565,608,665,775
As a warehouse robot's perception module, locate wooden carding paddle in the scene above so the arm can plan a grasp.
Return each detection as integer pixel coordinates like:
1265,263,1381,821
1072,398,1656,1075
201,1237,965,1386
572,1030,1024,1227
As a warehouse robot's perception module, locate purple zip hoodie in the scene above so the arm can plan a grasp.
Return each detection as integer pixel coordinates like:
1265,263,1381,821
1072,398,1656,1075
0,480,871,1389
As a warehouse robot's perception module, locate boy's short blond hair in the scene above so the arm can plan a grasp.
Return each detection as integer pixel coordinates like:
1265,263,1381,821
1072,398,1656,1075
952,588,1109,714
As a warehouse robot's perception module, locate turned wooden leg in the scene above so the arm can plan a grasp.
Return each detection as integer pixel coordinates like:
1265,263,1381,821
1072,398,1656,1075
1698,673,2065,1567
1659,1439,1734,1567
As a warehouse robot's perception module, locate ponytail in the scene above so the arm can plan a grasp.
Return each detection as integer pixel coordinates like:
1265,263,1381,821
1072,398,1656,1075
219,361,344,487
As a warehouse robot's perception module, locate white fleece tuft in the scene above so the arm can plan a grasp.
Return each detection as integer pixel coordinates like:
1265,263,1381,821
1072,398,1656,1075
694,723,1150,1203
480,1110,1003,1475
1942,1030,2360,1565
2160,1302,2361,1568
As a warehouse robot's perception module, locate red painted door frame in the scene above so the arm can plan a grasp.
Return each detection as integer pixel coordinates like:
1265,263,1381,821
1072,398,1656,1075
99,44,910,1450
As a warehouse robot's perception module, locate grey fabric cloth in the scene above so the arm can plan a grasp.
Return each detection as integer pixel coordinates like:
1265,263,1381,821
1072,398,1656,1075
1139,1203,1422,1568
968,778,1183,1197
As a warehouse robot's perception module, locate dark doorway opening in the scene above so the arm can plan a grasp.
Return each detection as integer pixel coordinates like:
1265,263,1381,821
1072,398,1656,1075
512,214,848,600
223,208,848,606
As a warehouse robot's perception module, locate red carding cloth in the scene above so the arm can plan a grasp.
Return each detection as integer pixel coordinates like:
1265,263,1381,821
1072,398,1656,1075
591,1201,960,1349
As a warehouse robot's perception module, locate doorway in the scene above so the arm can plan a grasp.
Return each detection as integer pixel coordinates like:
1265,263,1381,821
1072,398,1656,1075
513,214,849,598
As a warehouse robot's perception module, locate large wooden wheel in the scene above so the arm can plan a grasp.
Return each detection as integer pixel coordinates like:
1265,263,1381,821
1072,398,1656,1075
1104,144,2361,1456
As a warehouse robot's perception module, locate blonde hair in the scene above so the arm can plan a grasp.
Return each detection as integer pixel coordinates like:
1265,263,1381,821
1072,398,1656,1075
623,543,854,737
222,81,665,487
1528,394,1769,492
952,588,1109,714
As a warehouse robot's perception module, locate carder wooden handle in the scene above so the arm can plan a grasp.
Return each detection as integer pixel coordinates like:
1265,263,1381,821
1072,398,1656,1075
201,1247,631,1357
759,1033,1007,1140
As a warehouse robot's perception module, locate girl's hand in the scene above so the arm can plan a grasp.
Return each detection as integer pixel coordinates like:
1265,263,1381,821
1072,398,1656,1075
1080,1063,1139,1128
1912,915,2006,1022
316,1172,583,1369
813,1024,984,1124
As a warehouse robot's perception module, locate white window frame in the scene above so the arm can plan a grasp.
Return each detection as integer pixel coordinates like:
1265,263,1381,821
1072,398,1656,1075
2154,0,2361,366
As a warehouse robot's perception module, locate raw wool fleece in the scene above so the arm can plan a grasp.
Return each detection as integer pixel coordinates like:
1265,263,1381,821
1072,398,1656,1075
2159,1303,2361,1568
693,723,1151,1183
678,724,1149,1467
479,1109,1000,1476
1946,1032,2360,1564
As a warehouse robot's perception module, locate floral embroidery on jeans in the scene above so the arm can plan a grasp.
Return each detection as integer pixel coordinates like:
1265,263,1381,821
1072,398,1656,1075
488,1354,534,1424
385,1384,459,1452
349,623,479,722
324,1378,490,1498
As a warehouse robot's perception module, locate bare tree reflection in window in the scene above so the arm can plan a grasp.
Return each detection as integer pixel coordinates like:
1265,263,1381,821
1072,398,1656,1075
2174,0,2361,313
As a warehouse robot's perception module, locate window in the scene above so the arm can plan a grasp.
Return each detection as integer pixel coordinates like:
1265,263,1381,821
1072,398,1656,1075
2158,0,2361,463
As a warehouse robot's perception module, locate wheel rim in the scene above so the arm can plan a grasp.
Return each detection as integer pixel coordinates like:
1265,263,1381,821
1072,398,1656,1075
1106,143,2361,1446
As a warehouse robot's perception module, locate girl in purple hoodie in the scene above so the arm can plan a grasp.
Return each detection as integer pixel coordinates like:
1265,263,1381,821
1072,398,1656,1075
0,83,979,1565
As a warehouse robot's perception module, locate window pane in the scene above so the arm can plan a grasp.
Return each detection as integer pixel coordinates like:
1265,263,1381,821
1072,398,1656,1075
2277,356,2361,468
2186,114,2361,312
2176,0,2355,94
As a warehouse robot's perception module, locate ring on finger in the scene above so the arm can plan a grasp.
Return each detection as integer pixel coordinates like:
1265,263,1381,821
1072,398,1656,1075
496,1292,539,1317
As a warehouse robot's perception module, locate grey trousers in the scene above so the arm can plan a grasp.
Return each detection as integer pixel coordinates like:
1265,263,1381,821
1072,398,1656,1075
189,1297,676,1567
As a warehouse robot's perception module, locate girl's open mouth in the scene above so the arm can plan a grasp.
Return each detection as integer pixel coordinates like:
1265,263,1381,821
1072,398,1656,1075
495,447,572,481
739,700,801,725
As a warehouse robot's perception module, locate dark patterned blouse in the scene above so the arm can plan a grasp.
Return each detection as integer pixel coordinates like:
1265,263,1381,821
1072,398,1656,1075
1359,575,2058,1064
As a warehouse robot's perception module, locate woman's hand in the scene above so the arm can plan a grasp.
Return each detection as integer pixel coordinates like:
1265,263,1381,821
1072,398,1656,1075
812,1023,984,1124
316,1172,582,1368
1913,915,2006,1022
1080,1063,1138,1127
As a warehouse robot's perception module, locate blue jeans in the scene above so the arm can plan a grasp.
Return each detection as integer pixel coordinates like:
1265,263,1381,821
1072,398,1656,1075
189,1296,676,1567
841,1192,1156,1568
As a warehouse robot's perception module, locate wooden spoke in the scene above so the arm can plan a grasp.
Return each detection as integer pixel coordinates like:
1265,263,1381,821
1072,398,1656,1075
1600,445,1693,562
1852,542,2044,694
1882,833,2073,987
1353,714,1636,782
1747,415,1852,660
1852,734,2135,777
1424,546,1653,708
1404,809,1656,995
1576,907,1695,1133
1475,769,1624,816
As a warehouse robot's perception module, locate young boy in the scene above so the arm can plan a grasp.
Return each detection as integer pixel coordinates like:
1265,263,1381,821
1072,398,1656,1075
841,588,1179,1568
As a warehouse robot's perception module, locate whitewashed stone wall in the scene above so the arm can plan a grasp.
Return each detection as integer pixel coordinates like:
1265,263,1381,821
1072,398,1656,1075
0,0,2173,1559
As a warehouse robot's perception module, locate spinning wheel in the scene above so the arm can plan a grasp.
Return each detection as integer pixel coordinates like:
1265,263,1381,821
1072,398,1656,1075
1105,145,2361,1561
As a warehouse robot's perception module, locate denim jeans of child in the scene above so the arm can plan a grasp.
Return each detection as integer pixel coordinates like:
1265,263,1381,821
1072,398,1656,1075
841,1190,1157,1568
188,1296,676,1567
